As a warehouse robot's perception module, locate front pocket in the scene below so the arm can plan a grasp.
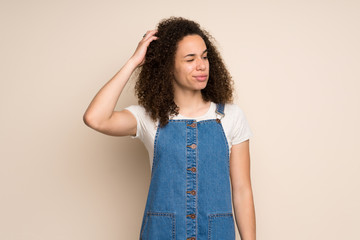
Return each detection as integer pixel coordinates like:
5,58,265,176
208,213,235,240
140,212,175,240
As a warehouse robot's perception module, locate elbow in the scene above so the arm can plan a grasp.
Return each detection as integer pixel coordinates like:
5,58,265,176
232,185,254,201
83,112,90,126
83,112,92,127
83,112,100,130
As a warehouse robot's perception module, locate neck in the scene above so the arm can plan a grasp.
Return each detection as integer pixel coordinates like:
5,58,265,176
174,89,210,117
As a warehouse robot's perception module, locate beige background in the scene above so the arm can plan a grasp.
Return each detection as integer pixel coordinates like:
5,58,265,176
1,0,359,239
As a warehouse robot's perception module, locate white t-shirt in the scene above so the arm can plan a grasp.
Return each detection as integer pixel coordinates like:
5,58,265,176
125,102,253,169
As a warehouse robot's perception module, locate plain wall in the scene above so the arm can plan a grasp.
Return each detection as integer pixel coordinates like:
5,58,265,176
1,0,359,239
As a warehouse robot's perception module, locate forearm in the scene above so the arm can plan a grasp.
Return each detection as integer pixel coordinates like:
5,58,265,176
83,59,137,126
233,187,256,240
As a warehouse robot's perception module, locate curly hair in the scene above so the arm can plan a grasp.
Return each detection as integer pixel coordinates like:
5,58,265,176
135,16,234,127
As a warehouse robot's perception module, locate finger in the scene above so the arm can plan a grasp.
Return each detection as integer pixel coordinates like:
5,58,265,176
142,29,158,41
143,36,158,47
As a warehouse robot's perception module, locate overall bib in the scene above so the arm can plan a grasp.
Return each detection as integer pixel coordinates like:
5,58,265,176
139,104,235,240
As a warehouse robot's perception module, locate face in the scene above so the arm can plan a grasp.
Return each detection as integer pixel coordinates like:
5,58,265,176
173,34,209,93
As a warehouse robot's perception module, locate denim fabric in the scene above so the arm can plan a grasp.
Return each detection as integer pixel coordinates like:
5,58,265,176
139,104,235,240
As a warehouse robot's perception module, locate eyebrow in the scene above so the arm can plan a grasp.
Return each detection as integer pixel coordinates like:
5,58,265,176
184,49,208,58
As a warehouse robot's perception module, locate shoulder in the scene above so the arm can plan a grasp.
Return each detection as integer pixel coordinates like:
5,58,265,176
125,104,147,115
222,102,253,144
222,103,251,134
223,103,246,118
125,104,158,124
125,105,155,121
124,105,158,139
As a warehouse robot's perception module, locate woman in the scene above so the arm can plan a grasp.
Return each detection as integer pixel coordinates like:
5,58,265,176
83,17,256,240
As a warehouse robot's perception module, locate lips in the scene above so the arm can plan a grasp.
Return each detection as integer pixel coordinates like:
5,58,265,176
193,75,208,81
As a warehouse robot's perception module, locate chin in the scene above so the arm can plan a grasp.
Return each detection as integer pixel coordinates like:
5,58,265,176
198,82,208,89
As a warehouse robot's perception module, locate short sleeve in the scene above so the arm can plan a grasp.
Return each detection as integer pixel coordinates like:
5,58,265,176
231,106,253,145
124,105,146,140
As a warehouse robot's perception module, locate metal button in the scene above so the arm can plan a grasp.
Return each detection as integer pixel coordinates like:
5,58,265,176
187,214,196,219
187,237,196,240
187,122,197,128
187,190,197,196
187,167,197,172
187,144,197,149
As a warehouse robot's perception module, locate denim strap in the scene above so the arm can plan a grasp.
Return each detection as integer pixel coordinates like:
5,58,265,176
215,103,225,116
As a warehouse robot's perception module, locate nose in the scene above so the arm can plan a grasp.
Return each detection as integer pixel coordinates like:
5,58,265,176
196,58,206,71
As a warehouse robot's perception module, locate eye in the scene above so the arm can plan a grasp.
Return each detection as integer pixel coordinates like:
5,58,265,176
186,59,194,62
202,56,208,60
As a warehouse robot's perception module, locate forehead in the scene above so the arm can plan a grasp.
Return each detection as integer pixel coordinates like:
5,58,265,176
176,35,207,55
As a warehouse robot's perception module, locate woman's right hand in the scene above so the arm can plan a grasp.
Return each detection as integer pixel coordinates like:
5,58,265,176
129,29,158,67
83,29,158,136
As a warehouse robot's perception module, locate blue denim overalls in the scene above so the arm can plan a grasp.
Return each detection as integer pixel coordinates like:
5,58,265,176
139,103,235,240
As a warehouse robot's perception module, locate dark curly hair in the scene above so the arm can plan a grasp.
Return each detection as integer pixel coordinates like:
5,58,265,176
135,16,234,127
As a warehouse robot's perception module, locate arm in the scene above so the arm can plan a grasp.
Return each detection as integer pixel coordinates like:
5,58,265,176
83,30,158,136
230,140,256,240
